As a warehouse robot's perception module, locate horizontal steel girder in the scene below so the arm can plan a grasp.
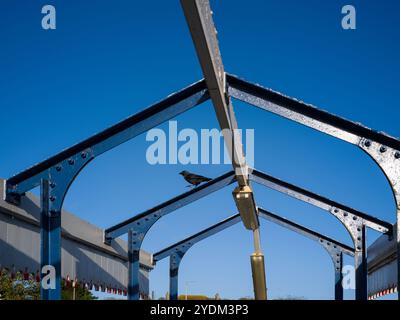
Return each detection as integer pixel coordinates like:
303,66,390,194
5,79,208,198
105,171,236,241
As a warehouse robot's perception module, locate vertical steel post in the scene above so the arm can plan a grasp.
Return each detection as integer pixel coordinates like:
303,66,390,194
359,139,400,300
334,251,344,301
40,179,62,300
128,229,141,300
169,252,184,300
354,224,367,300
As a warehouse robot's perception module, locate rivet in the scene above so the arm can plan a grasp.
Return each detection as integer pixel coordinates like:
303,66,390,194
68,159,75,165
327,242,331,246
50,182,56,188
357,227,361,232
380,146,387,153
55,166,62,172
353,216,357,221
357,237,361,241
343,212,348,217
357,246,361,250
395,152,400,159
364,140,371,147
49,196,56,202
334,209,338,213
81,152,87,159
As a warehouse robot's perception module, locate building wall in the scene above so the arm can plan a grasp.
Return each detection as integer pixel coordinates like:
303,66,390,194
0,179,152,298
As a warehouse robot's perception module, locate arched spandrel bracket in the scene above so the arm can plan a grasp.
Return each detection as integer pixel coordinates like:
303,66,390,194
319,239,344,300
38,149,93,300
359,138,400,299
127,214,161,300
329,207,367,300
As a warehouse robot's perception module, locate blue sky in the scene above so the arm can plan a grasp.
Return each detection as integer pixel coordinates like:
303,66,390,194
1,0,399,299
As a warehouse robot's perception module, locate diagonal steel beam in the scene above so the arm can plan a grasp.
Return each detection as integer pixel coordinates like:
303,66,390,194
5,79,208,202
227,73,400,299
154,214,242,262
154,209,353,300
180,0,248,184
258,208,354,256
227,73,400,149
104,171,236,242
251,168,392,300
180,1,264,298
258,207,354,301
251,169,392,234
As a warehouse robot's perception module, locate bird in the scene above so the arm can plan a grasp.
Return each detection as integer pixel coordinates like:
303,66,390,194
179,170,212,187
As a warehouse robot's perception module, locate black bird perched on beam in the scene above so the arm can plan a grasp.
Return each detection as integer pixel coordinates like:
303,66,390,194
179,170,212,187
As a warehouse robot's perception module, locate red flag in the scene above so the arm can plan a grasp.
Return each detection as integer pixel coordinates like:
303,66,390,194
23,267,29,280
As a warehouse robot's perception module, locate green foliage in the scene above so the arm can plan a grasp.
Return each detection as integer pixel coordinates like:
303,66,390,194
0,269,40,300
61,279,97,300
0,270,97,300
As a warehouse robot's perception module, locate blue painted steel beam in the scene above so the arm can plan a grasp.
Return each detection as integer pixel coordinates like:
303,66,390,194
227,73,400,150
227,74,400,299
40,179,61,300
5,79,208,200
250,169,392,234
257,208,354,256
154,214,242,262
154,208,353,300
105,171,236,242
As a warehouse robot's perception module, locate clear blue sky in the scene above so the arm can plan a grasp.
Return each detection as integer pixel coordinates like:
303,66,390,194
1,0,399,300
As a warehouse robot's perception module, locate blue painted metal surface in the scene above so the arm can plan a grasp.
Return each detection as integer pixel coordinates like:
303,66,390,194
105,171,236,242
40,179,61,299
4,79,208,300
108,172,236,300
153,208,354,300
5,79,208,202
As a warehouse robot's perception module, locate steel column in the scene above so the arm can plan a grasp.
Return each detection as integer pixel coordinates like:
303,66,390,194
107,173,236,300
359,139,400,299
334,252,344,300
228,74,400,299
128,229,141,300
154,209,354,300
105,171,236,242
40,179,62,300
38,153,92,300
4,80,208,203
354,224,367,300
169,252,184,300
320,241,344,300
258,208,353,300
251,170,391,300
